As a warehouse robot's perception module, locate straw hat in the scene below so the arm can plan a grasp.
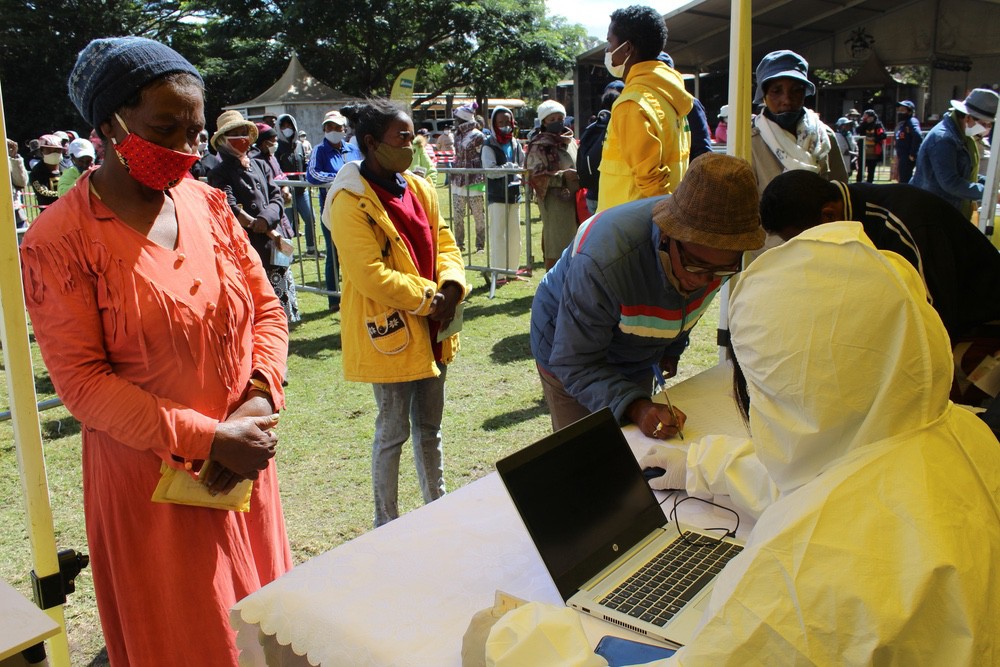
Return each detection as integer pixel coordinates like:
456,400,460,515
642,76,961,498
211,110,258,149
652,153,765,251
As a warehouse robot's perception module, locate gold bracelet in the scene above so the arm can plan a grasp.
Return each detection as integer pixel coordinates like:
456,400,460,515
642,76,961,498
248,378,271,395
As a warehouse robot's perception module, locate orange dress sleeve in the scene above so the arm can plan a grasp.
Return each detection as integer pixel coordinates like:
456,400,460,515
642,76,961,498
21,230,218,463
20,177,289,463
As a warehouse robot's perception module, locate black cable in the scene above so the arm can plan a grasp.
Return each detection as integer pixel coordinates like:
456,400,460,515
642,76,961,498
664,494,740,547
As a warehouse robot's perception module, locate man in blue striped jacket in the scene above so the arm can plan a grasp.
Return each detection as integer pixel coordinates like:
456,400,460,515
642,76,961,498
530,153,765,437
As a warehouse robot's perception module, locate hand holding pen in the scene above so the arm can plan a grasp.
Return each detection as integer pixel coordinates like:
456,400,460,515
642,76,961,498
651,363,686,440
625,370,687,440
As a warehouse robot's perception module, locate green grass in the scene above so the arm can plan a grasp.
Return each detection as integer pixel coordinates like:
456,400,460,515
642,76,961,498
0,192,721,665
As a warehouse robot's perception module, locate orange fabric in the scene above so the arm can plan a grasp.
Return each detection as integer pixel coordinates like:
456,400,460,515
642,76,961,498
20,172,292,666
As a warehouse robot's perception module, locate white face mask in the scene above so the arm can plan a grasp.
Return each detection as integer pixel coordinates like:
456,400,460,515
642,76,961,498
282,127,295,139
604,41,629,78
325,131,345,144
966,122,988,137
43,151,62,165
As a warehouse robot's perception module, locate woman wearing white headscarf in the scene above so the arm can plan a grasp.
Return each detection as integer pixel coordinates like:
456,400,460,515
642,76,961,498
750,50,848,194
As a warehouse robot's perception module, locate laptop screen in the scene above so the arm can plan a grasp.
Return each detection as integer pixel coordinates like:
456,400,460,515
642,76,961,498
497,408,667,599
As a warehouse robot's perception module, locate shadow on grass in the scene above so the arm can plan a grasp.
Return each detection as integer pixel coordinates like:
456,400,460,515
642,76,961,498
86,646,109,666
288,330,342,359
464,294,534,321
41,415,82,440
490,333,532,364
482,399,548,431
294,306,340,326
34,373,55,395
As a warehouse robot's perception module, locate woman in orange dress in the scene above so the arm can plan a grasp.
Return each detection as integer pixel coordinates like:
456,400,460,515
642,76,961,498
20,36,292,666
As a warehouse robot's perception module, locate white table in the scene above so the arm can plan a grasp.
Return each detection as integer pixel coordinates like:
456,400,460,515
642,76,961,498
231,363,751,667
0,578,59,662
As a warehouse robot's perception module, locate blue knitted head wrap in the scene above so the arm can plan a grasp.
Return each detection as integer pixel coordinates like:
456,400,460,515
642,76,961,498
68,36,203,129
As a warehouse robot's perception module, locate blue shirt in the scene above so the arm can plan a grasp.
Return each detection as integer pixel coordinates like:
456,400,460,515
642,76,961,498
306,138,363,186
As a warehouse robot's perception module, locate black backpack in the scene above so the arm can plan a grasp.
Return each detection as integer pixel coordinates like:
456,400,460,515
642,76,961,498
577,110,610,192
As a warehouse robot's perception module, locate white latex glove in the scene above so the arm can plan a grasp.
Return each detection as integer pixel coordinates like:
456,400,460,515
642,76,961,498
639,445,688,491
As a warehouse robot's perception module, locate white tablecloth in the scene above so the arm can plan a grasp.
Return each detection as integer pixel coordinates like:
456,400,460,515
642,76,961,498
0,578,59,661
231,363,751,667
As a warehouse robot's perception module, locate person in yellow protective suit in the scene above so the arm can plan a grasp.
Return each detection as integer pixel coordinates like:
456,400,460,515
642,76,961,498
640,221,1000,665
597,5,693,212
487,222,1000,666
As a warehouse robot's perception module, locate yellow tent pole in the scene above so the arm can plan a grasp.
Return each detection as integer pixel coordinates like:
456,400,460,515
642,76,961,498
727,0,753,162
718,0,753,361
0,84,72,665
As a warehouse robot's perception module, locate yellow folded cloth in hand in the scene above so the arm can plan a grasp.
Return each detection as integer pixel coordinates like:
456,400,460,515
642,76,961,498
151,461,253,512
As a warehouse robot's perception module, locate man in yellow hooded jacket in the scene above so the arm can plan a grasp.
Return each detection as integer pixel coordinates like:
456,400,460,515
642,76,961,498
597,5,693,213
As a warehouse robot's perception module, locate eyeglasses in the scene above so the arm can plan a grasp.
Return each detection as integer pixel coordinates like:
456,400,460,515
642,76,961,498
673,239,742,277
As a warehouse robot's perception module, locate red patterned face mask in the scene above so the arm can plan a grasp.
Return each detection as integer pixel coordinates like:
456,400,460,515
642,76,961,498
112,114,198,190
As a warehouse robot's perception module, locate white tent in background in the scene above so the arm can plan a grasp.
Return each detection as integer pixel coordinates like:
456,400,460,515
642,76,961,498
222,54,361,146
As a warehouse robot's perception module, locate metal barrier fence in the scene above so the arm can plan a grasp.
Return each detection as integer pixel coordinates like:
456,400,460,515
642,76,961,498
21,189,41,224
437,166,535,297
274,178,340,300
852,134,895,183
277,166,536,300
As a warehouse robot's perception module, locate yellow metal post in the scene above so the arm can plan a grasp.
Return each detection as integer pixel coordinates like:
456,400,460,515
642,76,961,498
727,0,753,162
0,84,72,665
719,0,754,361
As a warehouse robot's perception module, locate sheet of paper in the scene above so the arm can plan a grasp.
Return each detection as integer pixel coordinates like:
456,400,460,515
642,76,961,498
436,302,465,342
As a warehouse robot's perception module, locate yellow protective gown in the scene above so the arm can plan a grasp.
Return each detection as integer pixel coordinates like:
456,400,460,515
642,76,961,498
664,222,1000,665
487,222,1000,666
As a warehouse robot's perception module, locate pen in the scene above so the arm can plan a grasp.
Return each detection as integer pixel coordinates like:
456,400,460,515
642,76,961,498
651,363,684,439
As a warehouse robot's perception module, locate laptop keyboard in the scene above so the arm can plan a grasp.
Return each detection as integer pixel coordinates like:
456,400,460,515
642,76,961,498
600,532,743,626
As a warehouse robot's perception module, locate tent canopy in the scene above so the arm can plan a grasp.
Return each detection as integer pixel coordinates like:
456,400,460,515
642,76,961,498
827,50,899,89
227,54,351,107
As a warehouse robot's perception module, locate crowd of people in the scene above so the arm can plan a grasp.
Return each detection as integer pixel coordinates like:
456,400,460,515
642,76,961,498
7,3,1000,664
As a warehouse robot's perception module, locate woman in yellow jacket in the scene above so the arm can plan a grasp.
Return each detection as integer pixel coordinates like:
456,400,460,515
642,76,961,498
325,98,468,527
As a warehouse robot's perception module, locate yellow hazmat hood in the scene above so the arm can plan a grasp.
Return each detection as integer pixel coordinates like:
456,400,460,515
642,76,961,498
729,222,952,495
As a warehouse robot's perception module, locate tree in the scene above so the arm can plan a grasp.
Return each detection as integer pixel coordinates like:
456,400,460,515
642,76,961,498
0,0,587,147
414,7,589,110
0,1,205,144
198,0,587,103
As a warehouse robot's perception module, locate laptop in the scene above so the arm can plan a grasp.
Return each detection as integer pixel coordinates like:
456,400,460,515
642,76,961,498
496,408,744,647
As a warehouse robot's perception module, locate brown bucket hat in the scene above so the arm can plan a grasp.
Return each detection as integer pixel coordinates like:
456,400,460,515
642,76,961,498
652,153,765,251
